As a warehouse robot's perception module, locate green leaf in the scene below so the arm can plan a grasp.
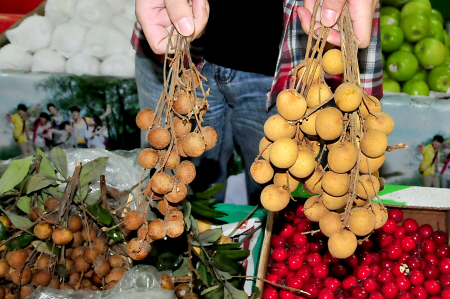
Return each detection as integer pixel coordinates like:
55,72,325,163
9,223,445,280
0,156,33,195
104,219,122,241
203,284,224,299
201,285,220,296
6,229,35,250
17,196,31,214
196,261,212,287
224,282,248,299
213,254,242,275
43,188,63,199
252,286,261,298
209,243,242,251
182,200,191,231
216,269,232,280
49,147,67,178
87,204,112,226
74,185,89,203
193,183,224,199
193,228,222,246
191,201,227,219
156,252,183,271
32,240,57,257
215,249,250,261
173,257,189,277
26,173,58,194
1,209,32,228
0,221,7,241
190,215,199,236
36,148,56,178
84,190,101,206
79,157,108,187
194,198,217,206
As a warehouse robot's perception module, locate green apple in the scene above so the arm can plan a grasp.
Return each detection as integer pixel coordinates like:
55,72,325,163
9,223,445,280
381,0,409,8
380,6,401,20
430,9,444,25
415,38,446,68
402,79,430,96
383,70,391,80
399,42,414,53
445,33,450,49
429,18,445,43
412,68,428,81
382,54,386,69
386,50,419,81
400,2,431,19
428,66,450,92
383,79,402,92
381,26,404,53
441,48,450,68
400,14,429,43
380,15,399,27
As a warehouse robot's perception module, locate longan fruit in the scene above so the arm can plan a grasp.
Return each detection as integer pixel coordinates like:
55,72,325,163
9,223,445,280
85,247,100,264
250,160,274,184
45,214,56,224
65,248,73,260
328,142,358,173
357,175,380,200
264,114,296,141
157,199,178,216
175,283,191,298
182,133,206,157
173,117,192,137
175,161,196,184
325,138,341,152
334,83,363,112
35,254,51,270
371,203,388,229
34,222,53,240
82,227,98,242
29,208,43,222
138,148,159,169
360,95,382,119
321,192,349,211
259,137,273,161
305,140,321,158
127,238,150,260
360,130,388,158
74,255,90,273
202,126,218,150
108,255,124,268
197,220,211,234
65,259,75,272
306,83,332,109
181,70,200,88
6,249,28,269
288,149,316,179
173,92,193,115
328,230,357,259
165,182,188,203
148,219,166,240
359,153,385,174
322,49,344,75
319,212,343,237
146,184,164,200
124,210,145,231
137,224,152,242
304,166,324,194
105,282,117,290
0,216,11,228
93,237,108,253
297,61,321,83
0,260,9,278
49,276,60,289
160,150,180,169
72,247,86,260
276,89,307,121
94,260,111,277
364,112,395,136
273,171,300,192
67,215,83,233
177,136,188,158
354,197,367,207
32,269,51,286
136,108,156,130
12,267,31,285
44,197,60,212
260,185,290,212
105,267,126,284
269,138,298,169
304,195,329,222
148,127,171,149
19,285,33,299
315,107,344,141
150,172,174,194
321,171,350,197
348,207,376,236
166,209,183,219
164,217,185,238
184,292,200,299
161,273,174,290
299,109,319,136
52,228,73,245
71,231,84,248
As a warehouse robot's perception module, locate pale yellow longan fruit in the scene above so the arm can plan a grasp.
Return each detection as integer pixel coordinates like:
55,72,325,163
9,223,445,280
357,174,381,200
306,83,332,108
328,230,357,259
321,192,349,211
259,137,272,161
319,212,343,237
260,185,290,212
359,153,385,174
250,160,274,184
348,207,376,236
304,166,324,194
328,141,358,173
304,195,329,222
269,138,298,169
289,148,316,179
264,114,296,141
360,95,382,119
273,171,300,192
322,49,344,75
315,107,344,141
299,109,319,136
276,89,307,121
364,112,395,136
372,203,388,229
321,171,350,197
360,129,388,158
334,82,363,112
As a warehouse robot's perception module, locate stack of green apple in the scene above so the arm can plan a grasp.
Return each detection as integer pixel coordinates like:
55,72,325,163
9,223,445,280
381,0,450,96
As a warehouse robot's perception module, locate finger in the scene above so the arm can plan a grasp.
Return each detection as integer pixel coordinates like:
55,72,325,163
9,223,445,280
321,0,346,27
303,0,316,13
165,0,195,36
192,0,209,39
348,0,378,48
297,6,312,35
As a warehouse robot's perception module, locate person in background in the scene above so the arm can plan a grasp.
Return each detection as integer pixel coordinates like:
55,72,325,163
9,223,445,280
47,103,67,129
87,116,106,149
441,140,450,188
10,104,34,155
33,112,52,152
69,106,111,148
50,121,76,149
419,135,444,188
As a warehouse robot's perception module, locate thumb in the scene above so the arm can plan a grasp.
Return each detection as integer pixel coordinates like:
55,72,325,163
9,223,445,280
165,0,195,36
320,0,346,27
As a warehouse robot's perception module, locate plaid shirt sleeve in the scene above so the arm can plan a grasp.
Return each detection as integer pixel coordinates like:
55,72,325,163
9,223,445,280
268,1,383,109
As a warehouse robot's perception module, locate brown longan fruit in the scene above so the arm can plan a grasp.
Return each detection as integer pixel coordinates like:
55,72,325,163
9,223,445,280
150,172,174,194
52,228,73,245
105,282,117,290
360,130,388,158
202,126,218,150
105,267,125,284
264,114,296,141
29,207,43,222
173,92,193,115
68,215,83,233
181,69,200,88
276,89,307,121
321,171,350,197
94,259,111,278
6,249,28,269
65,248,73,260
161,273,174,290
348,207,376,236
299,109,319,136
184,292,200,299
273,171,300,192
175,161,196,184
359,153,385,174
136,108,156,130
328,230,357,259
164,217,185,238
165,182,188,203
127,238,150,260
93,237,108,253
304,166,324,194
304,195,329,222
148,219,166,240
173,117,192,137
34,222,53,240
60,283,75,290
175,283,190,298
360,95,382,119
328,142,358,173
322,192,349,211
269,138,298,169
260,185,290,212
148,127,171,149
322,49,344,75
71,232,84,248
315,107,344,141
138,148,159,169
319,212,343,237
12,267,31,285
157,199,178,216
72,247,85,260
85,247,101,264
160,150,180,169
138,224,152,242
364,111,395,136
68,272,81,286
182,133,206,157
357,175,380,200
306,83,332,109
177,136,188,158
74,255,90,273
44,197,60,212
48,276,60,289
372,203,388,229
19,285,32,299
288,149,316,179
334,83,363,112
259,137,272,161
124,210,145,231
32,269,51,286
250,160,274,184
108,255,124,268
35,254,51,270
166,209,183,219
65,259,75,272
0,260,9,279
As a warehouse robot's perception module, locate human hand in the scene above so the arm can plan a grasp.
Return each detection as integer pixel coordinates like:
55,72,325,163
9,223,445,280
297,0,379,49
136,0,209,55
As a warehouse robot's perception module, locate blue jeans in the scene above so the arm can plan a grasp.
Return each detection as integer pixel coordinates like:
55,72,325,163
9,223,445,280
135,54,277,205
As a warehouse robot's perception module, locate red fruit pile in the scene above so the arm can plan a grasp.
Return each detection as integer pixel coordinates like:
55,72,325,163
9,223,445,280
263,206,450,299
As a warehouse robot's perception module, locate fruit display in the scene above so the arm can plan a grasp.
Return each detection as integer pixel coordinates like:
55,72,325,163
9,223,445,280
380,0,450,95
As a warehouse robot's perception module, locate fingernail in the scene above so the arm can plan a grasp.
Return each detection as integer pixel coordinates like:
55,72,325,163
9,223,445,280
321,9,338,27
176,17,194,36
314,28,321,37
